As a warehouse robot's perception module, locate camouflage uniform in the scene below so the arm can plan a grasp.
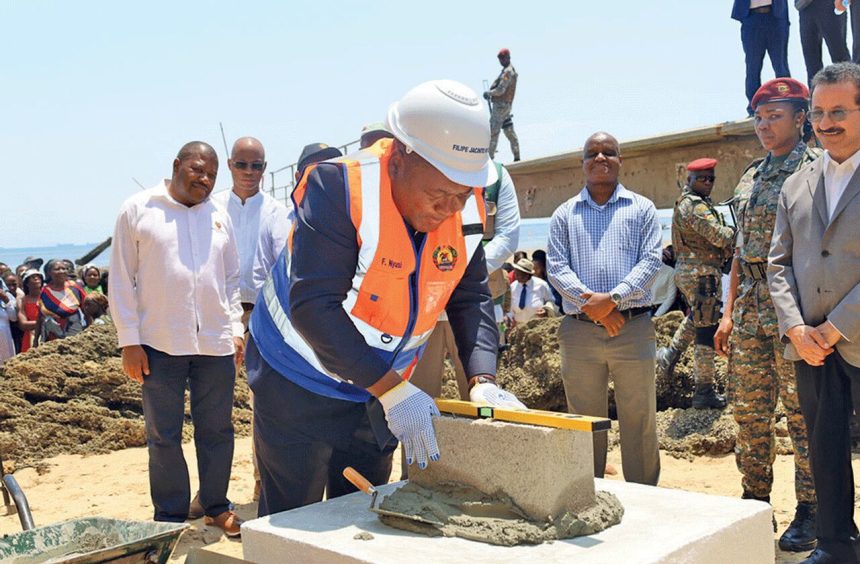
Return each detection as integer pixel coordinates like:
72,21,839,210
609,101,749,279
730,140,820,503
487,63,520,160
671,187,735,386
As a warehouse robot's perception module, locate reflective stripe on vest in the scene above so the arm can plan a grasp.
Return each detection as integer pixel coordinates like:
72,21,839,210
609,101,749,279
251,139,486,402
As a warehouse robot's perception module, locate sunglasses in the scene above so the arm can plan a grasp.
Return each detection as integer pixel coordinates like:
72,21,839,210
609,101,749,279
233,161,265,171
695,175,716,183
808,108,860,123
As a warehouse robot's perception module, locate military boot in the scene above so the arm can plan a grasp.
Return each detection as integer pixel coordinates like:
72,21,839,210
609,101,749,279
779,502,817,552
692,383,727,409
743,492,776,531
656,346,681,377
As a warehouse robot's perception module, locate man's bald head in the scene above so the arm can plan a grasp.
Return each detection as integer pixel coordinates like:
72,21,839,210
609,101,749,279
582,131,622,191
177,141,218,164
231,136,265,160
585,131,619,151
229,136,267,196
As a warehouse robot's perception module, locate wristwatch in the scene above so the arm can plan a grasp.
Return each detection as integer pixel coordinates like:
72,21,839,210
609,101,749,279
468,375,496,390
611,292,622,306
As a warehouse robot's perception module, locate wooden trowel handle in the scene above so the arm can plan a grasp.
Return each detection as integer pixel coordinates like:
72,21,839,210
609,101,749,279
343,466,376,495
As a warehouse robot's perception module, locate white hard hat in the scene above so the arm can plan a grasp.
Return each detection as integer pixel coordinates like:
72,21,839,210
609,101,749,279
386,79,498,187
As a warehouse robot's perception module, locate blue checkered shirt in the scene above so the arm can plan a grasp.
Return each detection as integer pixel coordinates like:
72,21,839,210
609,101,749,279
547,184,662,315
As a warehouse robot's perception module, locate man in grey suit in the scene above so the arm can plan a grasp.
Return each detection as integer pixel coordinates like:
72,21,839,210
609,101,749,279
769,62,860,564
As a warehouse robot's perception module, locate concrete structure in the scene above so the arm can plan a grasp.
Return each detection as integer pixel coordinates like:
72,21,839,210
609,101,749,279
242,479,775,563
410,417,595,519
508,119,761,218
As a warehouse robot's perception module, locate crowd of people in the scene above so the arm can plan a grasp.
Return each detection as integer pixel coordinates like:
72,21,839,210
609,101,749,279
0,257,110,365
3,40,859,562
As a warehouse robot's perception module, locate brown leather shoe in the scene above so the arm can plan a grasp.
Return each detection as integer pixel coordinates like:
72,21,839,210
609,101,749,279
205,510,243,537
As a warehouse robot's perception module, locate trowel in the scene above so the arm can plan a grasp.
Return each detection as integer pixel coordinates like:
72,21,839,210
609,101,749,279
343,467,444,528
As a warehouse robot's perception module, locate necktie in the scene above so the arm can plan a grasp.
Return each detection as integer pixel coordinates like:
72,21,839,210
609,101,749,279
519,284,527,310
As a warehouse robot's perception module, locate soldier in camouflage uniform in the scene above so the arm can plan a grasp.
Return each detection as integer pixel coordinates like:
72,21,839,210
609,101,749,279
484,48,520,161
714,77,820,553
658,158,735,409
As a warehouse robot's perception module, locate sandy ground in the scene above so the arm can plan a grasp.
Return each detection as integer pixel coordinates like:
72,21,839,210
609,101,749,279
0,438,857,563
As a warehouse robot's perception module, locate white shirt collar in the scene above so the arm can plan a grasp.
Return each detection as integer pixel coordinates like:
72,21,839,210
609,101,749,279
823,148,860,173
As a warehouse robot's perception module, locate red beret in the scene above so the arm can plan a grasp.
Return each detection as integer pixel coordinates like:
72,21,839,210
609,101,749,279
498,48,510,57
687,158,718,171
751,78,810,111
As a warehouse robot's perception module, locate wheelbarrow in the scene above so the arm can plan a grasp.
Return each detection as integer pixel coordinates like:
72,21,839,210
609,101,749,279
0,473,187,563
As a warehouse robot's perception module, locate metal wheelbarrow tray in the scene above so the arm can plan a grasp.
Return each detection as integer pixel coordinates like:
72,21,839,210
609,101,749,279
0,517,188,563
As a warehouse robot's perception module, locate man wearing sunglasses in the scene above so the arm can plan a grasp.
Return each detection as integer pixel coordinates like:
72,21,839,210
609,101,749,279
770,62,860,564
212,136,290,502
658,159,735,409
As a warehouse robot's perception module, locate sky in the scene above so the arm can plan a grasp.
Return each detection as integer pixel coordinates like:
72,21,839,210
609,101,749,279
0,1,841,248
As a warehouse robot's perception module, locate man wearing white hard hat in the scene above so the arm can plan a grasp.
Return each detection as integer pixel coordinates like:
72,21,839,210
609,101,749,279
247,79,526,516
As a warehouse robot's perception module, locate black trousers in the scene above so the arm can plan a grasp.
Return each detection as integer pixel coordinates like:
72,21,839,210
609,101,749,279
740,12,791,116
800,0,851,85
246,338,397,517
141,347,235,522
796,350,860,562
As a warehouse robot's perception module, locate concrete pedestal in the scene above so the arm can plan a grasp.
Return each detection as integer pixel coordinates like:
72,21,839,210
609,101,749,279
242,479,774,564
411,417,596,519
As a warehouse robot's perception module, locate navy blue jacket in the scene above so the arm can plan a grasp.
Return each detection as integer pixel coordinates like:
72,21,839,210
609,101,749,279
732,0,789,21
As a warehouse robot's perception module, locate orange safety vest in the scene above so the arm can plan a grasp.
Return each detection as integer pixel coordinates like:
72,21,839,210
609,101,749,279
251,139,486,402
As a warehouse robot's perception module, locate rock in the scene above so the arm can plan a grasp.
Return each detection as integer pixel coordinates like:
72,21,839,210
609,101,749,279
0,325,252,465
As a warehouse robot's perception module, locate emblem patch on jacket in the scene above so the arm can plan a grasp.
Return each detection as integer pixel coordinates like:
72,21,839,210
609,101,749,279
432,245,458,271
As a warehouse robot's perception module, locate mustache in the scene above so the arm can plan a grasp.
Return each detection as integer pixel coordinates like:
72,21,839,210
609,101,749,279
816,127,845,135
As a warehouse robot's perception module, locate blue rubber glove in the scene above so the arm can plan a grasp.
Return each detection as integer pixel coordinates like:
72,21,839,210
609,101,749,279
470,382,527,409
378,381,441,469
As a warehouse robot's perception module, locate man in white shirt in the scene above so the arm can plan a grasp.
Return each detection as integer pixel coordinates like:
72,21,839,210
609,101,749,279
213,137,290,326
509,257,556,324
211,136,290,502
109,141,245,537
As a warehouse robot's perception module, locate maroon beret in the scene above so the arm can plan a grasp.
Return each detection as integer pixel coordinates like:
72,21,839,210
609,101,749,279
751,78,810,111
498,48,510,57
687,158,718,171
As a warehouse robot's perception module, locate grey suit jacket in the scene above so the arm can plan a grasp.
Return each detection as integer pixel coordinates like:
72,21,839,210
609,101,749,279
768,155,860,367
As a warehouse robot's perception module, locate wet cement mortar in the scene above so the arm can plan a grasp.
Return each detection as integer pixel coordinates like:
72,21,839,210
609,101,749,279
443,311,793,460
378,481,623,546
0,325,252,469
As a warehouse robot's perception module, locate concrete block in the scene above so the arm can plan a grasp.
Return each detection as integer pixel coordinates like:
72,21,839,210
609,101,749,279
242,479,775,563
410,416,595,520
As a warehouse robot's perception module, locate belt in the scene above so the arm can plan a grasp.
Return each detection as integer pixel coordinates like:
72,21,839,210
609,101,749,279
569,306,652,324
750,6,772,14
739,260,767,281
241,302,255,312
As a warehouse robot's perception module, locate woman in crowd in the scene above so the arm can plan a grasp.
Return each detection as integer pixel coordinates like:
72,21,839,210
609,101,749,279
0,280,17,364
82,292,111,326
17,270,42,352
36,259,86,345
3,272,23,351
80,265,104,295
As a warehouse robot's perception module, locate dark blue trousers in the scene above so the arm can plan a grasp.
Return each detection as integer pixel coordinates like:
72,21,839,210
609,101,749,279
740,12,791,116
800,0,851,85
796,351,860,563
246,338,396,517
142,346,235,522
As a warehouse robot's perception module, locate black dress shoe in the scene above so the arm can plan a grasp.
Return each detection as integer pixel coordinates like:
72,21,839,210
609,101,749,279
800,547,846,563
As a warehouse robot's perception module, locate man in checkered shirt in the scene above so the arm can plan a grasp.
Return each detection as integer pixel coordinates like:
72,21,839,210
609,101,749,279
547,131,663,486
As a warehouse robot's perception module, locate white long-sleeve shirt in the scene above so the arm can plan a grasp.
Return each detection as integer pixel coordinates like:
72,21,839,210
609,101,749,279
510,277,555,323
109,180,243,356
483,166,521,273
212,189,291,303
